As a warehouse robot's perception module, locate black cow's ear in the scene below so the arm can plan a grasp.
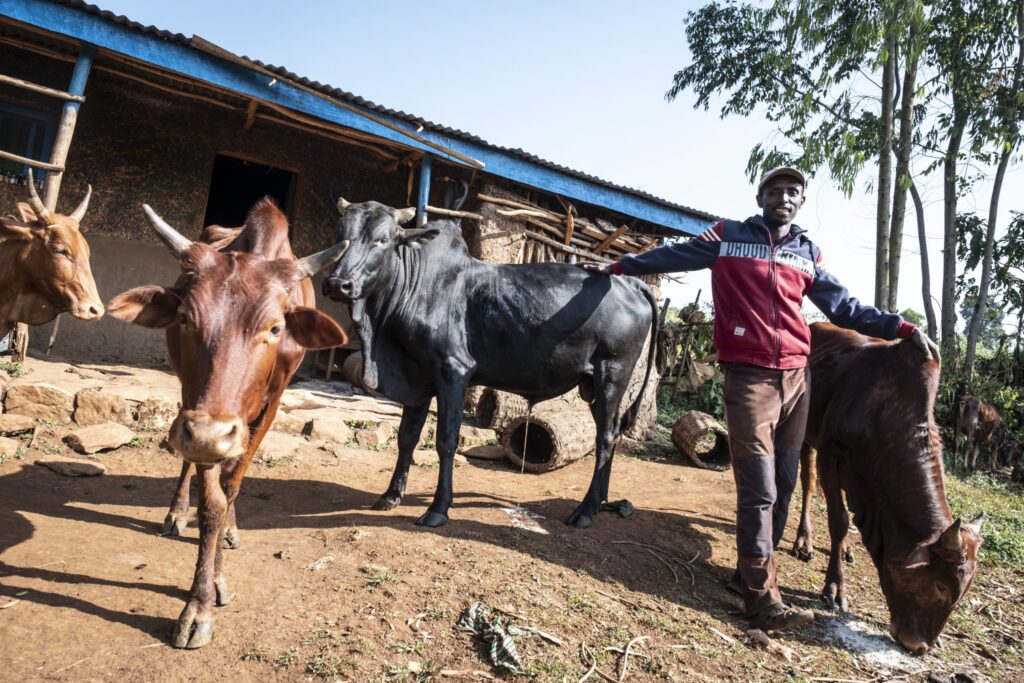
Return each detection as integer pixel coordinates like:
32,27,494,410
286,306,348,350
902,544,931,570
107,286,180,328
399,227,440,249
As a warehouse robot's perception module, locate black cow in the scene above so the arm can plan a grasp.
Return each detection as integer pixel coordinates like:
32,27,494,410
322,199,657,528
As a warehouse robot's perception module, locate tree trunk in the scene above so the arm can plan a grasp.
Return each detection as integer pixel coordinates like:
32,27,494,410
963,6,1023,377
940,101,966,356
875,30,897,308
909,181,938,340
887,33,919,312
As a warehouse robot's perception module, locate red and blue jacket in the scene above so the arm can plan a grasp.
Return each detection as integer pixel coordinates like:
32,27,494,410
611,216,915,369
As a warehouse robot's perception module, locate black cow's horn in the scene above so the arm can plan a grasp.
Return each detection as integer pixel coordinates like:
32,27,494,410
394,206,416,225
336,197,351,214
69,184,92,223
939,519,964,552
25,169,50,221
142,204,193,257
296,240,349,279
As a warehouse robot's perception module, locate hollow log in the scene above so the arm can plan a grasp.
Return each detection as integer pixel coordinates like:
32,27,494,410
342,351,364,387
671,411,730,470
475,389,531,430
502,405,595,473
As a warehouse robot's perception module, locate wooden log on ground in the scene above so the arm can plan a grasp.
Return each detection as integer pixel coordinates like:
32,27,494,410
475,389,530,430
502,405,595,473
671,411,730,470
342,352,364,387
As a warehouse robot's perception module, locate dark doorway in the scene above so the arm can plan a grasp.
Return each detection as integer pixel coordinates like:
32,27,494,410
203,154,296,227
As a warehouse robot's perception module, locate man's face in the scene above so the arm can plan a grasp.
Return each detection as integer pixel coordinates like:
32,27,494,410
756,176,806,227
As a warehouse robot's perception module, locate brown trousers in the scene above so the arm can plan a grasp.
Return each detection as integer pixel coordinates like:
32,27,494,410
723,363,810,616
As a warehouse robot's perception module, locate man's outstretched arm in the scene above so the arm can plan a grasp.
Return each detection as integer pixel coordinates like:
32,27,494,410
579,221,724,276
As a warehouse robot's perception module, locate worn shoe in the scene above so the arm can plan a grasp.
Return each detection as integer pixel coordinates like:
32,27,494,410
752,603,814,632
725,570,743,597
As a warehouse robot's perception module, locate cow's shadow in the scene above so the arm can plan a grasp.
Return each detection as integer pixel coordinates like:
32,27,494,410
0,460,812,648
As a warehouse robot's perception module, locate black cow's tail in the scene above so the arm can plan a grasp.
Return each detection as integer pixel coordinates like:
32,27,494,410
619,282,660,436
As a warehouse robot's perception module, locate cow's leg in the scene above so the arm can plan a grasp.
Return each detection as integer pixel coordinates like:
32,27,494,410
162,461,193,536
567,363,627,529
219,459,242,549
417,380,466,527
374,402,431,511
819,453,850,612
792,443,815,562
172,463,227,649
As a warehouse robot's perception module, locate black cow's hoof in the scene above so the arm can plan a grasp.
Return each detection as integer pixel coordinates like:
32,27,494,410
220,526,240,549
842,547,855,564
373,494,402,511
415,511,448,527
173,603,214,649
161,513,188,536
821,585,848,613
792,546,814,562
565,508,593,529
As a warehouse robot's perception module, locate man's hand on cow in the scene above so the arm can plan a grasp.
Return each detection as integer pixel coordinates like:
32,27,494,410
909,328,941,363
578,261,613,275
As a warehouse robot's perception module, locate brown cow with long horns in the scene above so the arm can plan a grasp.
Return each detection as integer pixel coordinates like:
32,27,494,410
0,170,103,338
107,198,347,649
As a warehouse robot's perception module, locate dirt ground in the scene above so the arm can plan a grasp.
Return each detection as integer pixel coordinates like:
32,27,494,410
0,407,1022,681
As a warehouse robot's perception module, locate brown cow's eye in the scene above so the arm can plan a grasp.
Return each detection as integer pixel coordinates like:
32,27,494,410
270,325,282,335
936,582,948,595
52,245,68,256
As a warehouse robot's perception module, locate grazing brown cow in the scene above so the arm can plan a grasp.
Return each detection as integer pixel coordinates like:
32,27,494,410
107,199,347,649
954,395,1004,471
0,171,103,337
792,323,982,655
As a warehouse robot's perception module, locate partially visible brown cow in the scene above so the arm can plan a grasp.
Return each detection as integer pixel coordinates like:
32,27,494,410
793,323,982,655
107,199,347,649
0,171,103,338
954,395,1004,471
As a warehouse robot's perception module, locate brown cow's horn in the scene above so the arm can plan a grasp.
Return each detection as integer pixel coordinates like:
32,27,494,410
394,206,417,225
142,203,193,257
69,184,92,222
965,512,985,534
336,197,351,214
939,519,964,552
296,240,349,279
25,169,50,221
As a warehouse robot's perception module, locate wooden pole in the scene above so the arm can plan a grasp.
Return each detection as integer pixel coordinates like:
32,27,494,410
43,44,95,210
0,150,63,172
0,73,84,101
416,154,433,227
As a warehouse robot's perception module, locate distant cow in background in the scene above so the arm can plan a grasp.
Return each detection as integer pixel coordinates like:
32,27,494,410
0,170,103,338
793,323,982,655
322,199,657,529
954,395,1004,471
107,199,347,649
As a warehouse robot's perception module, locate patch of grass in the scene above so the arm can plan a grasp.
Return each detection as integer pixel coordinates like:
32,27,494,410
631,606,683,635
273,646,299,670
15,446,26,460
362,563,398,588
567,592,597,613
392,637,426,656
946,472,1024,567
0,361,24,377
240,645,270,662
260,453,296,469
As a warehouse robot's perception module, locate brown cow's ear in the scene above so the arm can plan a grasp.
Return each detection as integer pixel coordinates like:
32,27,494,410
15,202,40,224
286,306,347,350
107,286,180,328
902,544,931,569
0,218,33,240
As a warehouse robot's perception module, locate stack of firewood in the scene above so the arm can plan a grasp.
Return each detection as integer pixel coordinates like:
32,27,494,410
478,193,658,265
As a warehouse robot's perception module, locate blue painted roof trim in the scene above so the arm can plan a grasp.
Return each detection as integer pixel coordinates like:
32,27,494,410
2,0,712,236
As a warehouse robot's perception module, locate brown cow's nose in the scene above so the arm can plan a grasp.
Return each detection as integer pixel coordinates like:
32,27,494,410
891,625,930,655
172,411,246,463
71,300,104,321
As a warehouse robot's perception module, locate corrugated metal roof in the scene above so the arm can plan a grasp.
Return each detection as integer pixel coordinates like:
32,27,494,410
27,0,720,226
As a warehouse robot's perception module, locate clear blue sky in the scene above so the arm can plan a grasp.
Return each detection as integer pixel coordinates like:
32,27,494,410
93,0,1023,326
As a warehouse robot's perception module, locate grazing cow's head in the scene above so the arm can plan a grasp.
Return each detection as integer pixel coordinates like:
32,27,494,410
322,198,439,302
883,514,983,654
0,171,103,323
107,204,347,465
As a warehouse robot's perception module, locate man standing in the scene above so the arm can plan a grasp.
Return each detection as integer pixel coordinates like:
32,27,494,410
582,167,937,631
